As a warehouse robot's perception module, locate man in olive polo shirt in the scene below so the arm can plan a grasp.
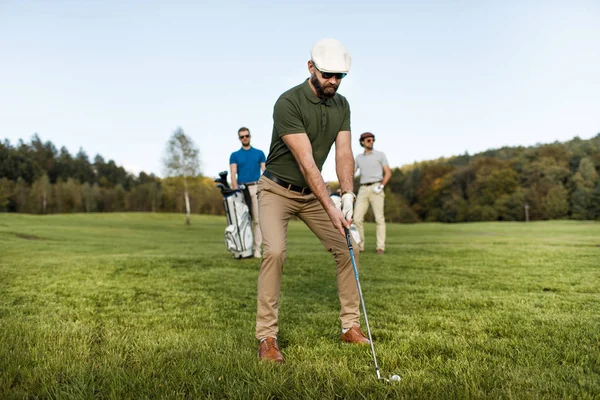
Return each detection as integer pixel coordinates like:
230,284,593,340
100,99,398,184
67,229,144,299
255,38,369,364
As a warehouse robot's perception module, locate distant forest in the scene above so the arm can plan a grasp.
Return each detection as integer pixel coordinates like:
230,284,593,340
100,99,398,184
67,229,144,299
1,133,599,222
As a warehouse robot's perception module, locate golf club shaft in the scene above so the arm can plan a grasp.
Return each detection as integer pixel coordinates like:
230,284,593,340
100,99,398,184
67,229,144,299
344,228,382,380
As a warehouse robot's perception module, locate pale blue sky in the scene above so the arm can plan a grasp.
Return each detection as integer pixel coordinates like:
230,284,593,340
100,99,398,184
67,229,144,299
1,1,599,181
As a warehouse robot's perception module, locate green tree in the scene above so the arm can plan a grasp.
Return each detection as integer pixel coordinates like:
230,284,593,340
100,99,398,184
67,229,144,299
190,176,223,215
0,178,15,212
162,127,201,225
383,189,402,222
125,181,162,212
13,177,30,212
0,140,36,183
467,205,498,221
397,204,420,223
55,147,74,182
523,157,571,188
588,181,600,220
542,185,569,219
415,164,454,220
440,192,468,222
73,148,95,184
494,190,526,221
82,182,98,212
55,178,84,213
468,161,518,207
570,187,591,220
29,174,51,214
573,158,598,189
29,134,58,182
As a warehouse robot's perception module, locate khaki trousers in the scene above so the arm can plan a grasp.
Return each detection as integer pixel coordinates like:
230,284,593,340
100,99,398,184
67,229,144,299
353,184,386,251
255,175,361,339
246,184,262,254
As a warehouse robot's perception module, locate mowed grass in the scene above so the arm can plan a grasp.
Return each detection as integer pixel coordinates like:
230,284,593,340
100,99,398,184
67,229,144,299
0,213,599,399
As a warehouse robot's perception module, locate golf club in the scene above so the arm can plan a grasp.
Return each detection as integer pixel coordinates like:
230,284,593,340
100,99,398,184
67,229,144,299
344,227,401,383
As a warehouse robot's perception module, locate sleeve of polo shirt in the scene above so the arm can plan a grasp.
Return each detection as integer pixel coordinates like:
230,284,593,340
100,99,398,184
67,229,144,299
380,152,389,167
229,152,237,165
340,100,351,132
273,98,305,136
259,150,266,163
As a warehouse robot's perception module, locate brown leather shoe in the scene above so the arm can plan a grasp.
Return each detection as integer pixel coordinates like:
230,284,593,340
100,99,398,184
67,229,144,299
258,337,284,363
341,324,370,344
377,249,384,255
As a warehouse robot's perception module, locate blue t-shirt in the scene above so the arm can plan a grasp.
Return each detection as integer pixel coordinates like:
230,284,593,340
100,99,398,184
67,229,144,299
229,147,266,184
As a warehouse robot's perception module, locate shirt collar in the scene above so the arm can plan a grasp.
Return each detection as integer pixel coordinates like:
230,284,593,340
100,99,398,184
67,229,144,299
302,79,331,105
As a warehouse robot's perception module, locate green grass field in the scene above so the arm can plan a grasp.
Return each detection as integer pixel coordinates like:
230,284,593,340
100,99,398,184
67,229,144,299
1,213,599,399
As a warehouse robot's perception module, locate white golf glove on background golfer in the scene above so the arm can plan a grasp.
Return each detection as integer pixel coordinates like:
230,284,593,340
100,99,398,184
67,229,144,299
372,184,385,194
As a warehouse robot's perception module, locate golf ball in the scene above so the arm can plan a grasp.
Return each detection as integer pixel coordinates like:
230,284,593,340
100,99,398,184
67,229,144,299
391,375,401,382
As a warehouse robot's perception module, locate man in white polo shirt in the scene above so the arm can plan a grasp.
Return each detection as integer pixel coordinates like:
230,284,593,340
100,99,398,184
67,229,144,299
353,132,392,254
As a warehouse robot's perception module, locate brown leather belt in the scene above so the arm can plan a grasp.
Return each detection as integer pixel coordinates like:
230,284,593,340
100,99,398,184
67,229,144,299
264,170,312,195
244,181,258,186
361,181,381,186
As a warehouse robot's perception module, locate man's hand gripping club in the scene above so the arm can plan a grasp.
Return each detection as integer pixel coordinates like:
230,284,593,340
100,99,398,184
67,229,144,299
331,192,356,222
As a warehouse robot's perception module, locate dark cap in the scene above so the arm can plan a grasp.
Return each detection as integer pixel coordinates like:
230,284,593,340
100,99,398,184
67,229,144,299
359,132,375,147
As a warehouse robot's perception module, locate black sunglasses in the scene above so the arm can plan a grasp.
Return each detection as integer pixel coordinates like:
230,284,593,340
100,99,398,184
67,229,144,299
313,63,347,80
239,134,250,139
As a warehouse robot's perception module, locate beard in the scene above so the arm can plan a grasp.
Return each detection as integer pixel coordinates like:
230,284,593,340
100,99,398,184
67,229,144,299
310,72,339,99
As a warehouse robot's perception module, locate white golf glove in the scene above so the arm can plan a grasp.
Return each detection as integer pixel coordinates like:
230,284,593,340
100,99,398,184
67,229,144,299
372,184,384,194
331,195,342,210
341,192,355,221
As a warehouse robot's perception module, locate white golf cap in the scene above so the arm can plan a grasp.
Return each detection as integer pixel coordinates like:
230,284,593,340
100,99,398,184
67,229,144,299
310,38,351,74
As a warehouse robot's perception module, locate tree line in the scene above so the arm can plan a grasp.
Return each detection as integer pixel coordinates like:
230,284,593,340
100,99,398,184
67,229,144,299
0,133,223,216
1,132,599,222
375,133,600,223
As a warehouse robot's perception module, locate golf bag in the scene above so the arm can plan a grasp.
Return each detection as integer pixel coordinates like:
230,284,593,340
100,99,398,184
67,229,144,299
215,171,254,258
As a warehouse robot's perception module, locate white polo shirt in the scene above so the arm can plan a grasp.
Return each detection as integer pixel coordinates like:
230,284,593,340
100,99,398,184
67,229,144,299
355,150,389,184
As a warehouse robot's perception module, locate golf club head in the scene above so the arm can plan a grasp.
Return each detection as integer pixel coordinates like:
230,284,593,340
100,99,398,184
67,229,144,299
218,171,230,188
214,171,231,189
378,375,401,384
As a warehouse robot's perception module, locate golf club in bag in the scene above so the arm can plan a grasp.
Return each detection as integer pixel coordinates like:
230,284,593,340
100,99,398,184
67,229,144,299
344,227,401,383
215,171,254,259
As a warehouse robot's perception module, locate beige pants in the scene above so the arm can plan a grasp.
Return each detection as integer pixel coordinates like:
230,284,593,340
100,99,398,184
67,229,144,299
247,184,262,254
255,175,361,339
353,184,386,251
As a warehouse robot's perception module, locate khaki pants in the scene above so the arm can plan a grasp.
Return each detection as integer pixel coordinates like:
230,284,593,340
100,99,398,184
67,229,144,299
353,184,386,251
255,175,361,339
247,184,262,254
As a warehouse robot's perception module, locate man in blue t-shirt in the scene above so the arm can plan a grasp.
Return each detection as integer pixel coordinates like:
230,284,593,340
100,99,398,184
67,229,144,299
229,127,266,258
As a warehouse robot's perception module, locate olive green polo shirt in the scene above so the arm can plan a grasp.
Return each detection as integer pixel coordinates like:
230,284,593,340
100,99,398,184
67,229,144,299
265,79,351,187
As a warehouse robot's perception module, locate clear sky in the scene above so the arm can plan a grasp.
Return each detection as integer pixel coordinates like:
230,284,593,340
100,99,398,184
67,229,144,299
2,1,599,181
